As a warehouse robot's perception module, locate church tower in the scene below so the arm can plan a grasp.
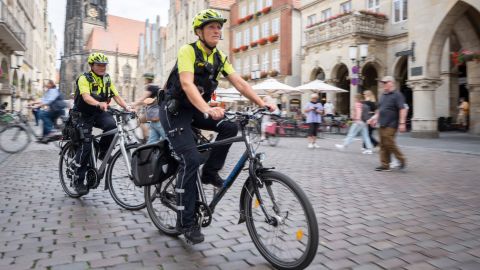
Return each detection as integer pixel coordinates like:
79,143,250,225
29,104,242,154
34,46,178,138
60,0,107,94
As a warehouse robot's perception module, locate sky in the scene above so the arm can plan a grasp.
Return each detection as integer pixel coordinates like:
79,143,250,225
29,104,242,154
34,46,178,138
47,0,170,66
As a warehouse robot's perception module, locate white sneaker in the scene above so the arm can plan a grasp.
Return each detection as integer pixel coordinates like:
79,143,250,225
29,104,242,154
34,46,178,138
362,149,373,154
335,144,345,150
313,143,320,148
308,143,314,149
390,161,400,168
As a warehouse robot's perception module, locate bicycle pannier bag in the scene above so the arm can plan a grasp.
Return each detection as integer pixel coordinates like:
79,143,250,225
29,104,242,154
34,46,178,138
131,140,178,186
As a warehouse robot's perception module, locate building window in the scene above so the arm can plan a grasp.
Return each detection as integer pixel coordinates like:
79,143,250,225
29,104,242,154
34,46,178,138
241,5,247,17
272,49,280,71
244,28,250,45
236,32,242,48
249,1,255,14
262,51,269,71
256,0,263,12
393,0,407,22
367,0,380,12
321,8,332,21
252,25,259,41
266,0,272,6
307,14,316,26
243,57,250,75
340,1,352,13
234,58,241,72
272,17,280,35
262,21,270,37
251,54,259,71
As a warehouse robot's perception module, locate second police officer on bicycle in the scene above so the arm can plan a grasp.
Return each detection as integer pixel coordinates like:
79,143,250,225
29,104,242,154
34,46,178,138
160,9,275,244
69,53,132,196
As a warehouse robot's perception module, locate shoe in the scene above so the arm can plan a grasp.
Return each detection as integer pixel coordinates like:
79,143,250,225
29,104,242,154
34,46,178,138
335,144,345,150
398,161,406,170
313,143,320,149
362,149,373,154
183,226,205,245
73,176,89,196
390,160,400,168
201,172,225,188
375,166,391,172
308,143,314,149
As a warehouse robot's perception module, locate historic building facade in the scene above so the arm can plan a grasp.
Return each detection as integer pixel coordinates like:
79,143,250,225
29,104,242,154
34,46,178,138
0,0,57,110
300,0,480,136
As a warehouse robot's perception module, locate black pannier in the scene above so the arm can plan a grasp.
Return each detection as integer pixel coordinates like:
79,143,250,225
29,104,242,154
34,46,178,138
131,140,178,187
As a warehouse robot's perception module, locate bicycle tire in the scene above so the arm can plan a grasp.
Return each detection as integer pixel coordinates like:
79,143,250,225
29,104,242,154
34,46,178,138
144,175,181,236
244,171,318,270
58,142,82,198
106,143,145,210
0,124,31,153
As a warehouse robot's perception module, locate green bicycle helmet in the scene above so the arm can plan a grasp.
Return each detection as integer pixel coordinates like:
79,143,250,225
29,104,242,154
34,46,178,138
143,72,155,80
192,9,227,32
87,52,109,64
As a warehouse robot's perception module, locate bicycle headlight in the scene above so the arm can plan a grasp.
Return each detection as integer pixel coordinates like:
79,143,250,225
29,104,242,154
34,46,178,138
256,152,266,162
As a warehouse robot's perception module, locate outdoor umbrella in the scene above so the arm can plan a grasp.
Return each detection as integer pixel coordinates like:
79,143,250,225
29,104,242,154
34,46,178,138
295,79,348,93
251,79,299,95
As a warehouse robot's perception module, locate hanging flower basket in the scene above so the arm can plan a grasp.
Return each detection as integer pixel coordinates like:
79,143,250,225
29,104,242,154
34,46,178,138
232,47,240,53
268,34,279,43
250,41,258,47
240,45,249,51
260,71,268,78
359,10,388,20
245,14,253,21
237,17,246,24
242,74,251,81
258,38,268,45
255,11,262,17
262,6,272,14
451,49,480,66
268,69,279,77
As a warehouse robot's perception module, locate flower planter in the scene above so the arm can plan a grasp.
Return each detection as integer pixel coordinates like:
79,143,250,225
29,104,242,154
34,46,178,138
250,41,258,48
262,6,272,14
237,17,246,24
268,34,279,43
242,74,251,81
245,14,253,21
260,71,268,78
232,47,240,53
268,69,279,77
452,49,480,66
258,38,268,46
255,11,262,17
240,45,249,51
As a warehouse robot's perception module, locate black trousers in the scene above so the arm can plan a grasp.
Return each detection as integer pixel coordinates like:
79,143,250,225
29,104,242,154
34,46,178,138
160,103,238,229
74,111,116,181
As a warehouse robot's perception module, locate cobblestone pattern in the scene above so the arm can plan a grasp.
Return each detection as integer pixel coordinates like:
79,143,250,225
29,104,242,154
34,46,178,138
0,136,480,269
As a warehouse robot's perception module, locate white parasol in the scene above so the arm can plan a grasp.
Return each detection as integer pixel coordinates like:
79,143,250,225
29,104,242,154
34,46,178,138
295,80,348,93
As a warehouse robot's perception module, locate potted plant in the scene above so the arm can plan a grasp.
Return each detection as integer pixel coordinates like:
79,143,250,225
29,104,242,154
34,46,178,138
268,69,279,77
268,34,279,43
452,49,480,66
237,17,246,24
258,38,268,45
255,11,262,17
240,45,249,51
242,74,251,81
260,71,268,78
250,41,258,47
262,6,272,14
245,14,253,21
232,47,240,53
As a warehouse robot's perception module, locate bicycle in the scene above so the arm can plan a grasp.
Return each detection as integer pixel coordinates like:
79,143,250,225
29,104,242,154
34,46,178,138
58,108,145,210
144,108,319,270
246,114,285,147
0,109,66,153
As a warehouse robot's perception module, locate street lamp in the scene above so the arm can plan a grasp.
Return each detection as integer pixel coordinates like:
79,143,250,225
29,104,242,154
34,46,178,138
349,43,368,91
10,52,24,111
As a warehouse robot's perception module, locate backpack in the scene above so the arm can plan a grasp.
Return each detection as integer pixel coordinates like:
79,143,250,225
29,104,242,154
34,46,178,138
145,85,160,122
131,140,178,187
361,102,371,122
50,92,67,112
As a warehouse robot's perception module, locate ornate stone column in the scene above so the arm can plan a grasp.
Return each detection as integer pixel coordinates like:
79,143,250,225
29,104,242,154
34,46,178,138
407,78,443,138
467,61,480,135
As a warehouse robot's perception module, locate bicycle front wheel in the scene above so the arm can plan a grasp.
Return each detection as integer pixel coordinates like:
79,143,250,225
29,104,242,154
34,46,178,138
145,175,180,236
0,124,31,153
106,143,145,210
244,171,318,270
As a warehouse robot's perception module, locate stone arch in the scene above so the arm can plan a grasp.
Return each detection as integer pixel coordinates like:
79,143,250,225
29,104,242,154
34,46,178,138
394,56,413,123
309,66,326,81
360,61,382,97
27,80,32,98
0,58,9,85
331,63,350,115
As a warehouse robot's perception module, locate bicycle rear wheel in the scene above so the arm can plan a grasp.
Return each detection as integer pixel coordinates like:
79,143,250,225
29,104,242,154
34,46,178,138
59,142,82,198
0,124,31,153
106,143,145,210
145,175,181,236
244,171,318,270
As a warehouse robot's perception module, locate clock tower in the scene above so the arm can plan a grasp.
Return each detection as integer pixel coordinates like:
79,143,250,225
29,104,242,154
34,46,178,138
60,0,108,94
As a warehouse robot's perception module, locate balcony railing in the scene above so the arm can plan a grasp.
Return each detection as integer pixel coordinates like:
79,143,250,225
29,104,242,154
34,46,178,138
0,1,26,50
304,12,387,47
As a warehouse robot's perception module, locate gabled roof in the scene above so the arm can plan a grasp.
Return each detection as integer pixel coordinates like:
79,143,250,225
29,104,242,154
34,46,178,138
209,0,235,10
86,15,145,55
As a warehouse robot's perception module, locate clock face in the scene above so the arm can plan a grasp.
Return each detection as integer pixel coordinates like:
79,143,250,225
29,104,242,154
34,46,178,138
88,7,98,18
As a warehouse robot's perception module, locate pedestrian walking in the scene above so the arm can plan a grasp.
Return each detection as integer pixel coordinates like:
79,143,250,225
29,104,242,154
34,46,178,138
335,94,373,154
362,90,378,149
304,94,323,149
456,97,469,131
367,76,407,171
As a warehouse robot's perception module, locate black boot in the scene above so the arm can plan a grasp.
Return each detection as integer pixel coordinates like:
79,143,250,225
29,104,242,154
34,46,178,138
183,225,205,244
201,172,224,188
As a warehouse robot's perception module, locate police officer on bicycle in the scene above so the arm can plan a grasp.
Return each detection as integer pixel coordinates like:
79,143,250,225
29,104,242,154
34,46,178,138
70,52,132,195
160,9,275,244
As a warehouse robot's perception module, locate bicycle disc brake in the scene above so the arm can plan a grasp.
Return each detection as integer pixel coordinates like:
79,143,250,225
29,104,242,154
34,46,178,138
195,201,212,227
86,167,100,189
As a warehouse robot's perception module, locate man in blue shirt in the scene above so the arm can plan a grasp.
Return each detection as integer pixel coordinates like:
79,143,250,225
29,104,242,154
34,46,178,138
31,80,63,141
304,94,323,148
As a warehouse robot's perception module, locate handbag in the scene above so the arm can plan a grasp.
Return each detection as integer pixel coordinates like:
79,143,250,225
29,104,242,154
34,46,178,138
145,102,160,122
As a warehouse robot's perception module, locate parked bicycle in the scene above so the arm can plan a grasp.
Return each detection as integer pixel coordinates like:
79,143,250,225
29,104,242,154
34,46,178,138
144,108,319,270
58,108,144,210
0,109,66,153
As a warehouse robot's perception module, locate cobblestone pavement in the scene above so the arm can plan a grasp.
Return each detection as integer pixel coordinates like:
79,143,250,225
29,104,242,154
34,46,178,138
1,133,480,270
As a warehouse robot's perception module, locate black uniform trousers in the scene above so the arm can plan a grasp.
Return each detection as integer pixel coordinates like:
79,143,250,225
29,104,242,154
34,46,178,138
159,103,238,229
74,110,117,181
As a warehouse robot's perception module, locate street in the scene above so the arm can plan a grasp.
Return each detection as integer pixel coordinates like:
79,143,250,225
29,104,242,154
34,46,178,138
1,132,480,270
